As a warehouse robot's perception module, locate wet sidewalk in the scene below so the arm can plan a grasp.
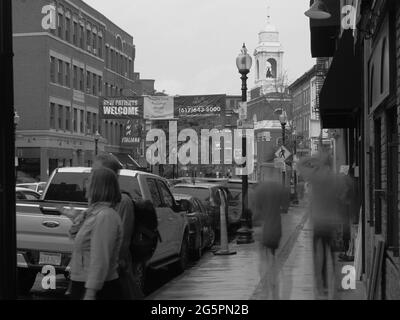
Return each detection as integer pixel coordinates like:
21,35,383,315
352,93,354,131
147,202,309,300
252,217,367,300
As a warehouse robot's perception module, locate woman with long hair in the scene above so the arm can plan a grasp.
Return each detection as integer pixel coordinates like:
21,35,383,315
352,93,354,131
67,167,123,300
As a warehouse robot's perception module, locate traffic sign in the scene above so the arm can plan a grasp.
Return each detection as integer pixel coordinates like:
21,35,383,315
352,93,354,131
237,119,254,129
275,146,291,160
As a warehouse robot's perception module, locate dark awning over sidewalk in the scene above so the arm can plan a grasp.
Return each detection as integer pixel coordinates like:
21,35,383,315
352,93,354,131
319,30,362,128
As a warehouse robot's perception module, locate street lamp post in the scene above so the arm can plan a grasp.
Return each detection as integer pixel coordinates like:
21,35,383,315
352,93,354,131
292,128,299,205
236,43,254,244
94,130,101,156
279,113,287,188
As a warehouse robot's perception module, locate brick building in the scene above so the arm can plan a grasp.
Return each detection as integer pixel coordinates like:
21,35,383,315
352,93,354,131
309,0,400,299
13,0,154,182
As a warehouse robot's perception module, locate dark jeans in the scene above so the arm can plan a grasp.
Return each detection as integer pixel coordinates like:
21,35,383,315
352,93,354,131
313,229,335,290
70,279,122,300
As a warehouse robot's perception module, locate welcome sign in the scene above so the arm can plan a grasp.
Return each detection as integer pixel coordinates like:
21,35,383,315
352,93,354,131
99,97,143,119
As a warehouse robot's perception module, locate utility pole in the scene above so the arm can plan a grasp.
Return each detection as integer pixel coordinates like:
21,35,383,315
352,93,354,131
0,0,17,299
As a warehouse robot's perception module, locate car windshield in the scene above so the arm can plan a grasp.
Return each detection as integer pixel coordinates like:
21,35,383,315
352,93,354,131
44,172,142,203
172,186,210,201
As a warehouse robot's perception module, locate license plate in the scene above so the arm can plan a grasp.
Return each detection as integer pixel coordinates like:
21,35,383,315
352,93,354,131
39,252,62,266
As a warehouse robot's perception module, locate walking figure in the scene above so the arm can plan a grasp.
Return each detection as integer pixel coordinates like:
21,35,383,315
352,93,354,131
297,152,347,300
279,148,285,159
250,181,285,300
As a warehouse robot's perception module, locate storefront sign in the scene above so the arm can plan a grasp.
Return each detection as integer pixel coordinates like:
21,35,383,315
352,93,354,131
144,96,174,120
174,95,225,118
99,97,143,119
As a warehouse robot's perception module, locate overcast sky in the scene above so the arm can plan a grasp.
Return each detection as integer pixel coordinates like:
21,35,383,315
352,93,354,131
85,0,315,96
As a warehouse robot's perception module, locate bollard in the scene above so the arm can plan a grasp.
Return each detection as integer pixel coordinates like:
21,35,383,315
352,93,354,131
214,189,236,256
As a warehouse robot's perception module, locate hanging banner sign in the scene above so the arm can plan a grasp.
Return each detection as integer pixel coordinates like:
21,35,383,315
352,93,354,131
143,96,174,120
174,95,225,118
99,97,143,119
121,119,142,145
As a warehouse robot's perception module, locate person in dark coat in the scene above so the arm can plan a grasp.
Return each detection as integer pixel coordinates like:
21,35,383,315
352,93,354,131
251,180,284,299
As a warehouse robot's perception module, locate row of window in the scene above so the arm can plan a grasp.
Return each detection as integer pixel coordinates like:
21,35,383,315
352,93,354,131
49,103,125,146
52,4,134,79
50,56,103,96
293,89,311,107
53,5,104,59
50,103,98,134
295,115,310,134
105,46,133,78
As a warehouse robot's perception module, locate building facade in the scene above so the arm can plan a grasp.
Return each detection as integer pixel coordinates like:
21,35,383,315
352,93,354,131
288,59,339,159
310,0,400,299
13,0,153,182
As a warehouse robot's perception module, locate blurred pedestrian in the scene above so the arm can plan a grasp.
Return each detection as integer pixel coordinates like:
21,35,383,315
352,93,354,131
68,167,123,300
297,152,345,300
250,181,284,300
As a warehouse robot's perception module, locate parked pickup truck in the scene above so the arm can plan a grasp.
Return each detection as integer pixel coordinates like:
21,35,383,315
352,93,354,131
16,167,189,295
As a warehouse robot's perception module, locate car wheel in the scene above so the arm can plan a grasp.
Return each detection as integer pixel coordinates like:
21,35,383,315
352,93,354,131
192,234,203,261
171,233,189,274
17,269,37,296
207,228,216,248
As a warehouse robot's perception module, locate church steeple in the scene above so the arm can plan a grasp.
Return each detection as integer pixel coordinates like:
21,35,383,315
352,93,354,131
253,6,284,94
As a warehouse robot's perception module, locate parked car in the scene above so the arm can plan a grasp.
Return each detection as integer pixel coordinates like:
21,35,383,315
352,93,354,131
16,182,47,195
16,167,189,295
173,193,215,259
171,183,230,234
16,187,41,201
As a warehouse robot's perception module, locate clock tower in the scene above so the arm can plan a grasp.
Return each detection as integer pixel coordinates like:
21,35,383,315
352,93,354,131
253,10,284,95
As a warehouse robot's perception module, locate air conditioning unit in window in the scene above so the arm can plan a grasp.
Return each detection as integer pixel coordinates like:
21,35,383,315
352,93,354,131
87,45,92,52
93,48,97,55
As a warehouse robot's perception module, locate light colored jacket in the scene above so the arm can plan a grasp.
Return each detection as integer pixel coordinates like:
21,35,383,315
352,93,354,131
70,202,122,291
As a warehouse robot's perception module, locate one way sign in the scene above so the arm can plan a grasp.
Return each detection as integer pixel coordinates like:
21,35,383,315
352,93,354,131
275,146,291,160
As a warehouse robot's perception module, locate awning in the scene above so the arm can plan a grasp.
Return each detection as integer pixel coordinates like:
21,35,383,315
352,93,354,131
110,153,141,170
309,0,340,57
319,30,362,128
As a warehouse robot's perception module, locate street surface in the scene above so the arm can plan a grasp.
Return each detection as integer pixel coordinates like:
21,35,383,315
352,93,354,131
20,201,365,300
